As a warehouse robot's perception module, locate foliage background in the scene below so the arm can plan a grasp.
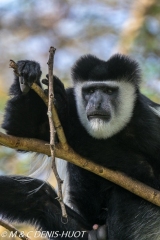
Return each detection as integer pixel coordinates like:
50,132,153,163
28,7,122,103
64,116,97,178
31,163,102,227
0,0,160,239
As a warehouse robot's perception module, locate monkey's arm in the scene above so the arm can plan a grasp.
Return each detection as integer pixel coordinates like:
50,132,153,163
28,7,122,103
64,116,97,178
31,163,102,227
2,60,68,142
2,60,49,141
133,93,160,170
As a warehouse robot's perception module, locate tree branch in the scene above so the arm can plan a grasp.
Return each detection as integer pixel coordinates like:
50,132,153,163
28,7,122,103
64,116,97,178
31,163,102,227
0,219,30,240
47,46,67,218
1,131,160,207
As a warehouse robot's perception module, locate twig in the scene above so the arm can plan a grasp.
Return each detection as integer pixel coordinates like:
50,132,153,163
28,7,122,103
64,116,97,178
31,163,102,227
8,58,160,208
9,60,19,76
0,219,30,240
47,47,67,218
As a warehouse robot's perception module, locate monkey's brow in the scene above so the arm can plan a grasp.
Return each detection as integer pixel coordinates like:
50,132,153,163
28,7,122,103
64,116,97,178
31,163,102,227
82,83,119,90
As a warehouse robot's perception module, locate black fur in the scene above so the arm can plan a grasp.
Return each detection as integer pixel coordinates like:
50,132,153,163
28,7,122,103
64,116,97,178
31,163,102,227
72,54,141,87
1,54,160,239
0,176,89,240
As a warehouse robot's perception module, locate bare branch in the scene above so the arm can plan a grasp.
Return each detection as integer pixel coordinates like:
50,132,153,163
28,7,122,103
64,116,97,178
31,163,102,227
0,219,30,240
47,46,67,218
1,131,160,208
9,60,20,76
0,131,49,155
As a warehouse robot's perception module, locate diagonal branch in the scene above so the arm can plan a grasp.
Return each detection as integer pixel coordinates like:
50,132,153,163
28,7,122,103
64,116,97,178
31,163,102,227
1,129,160,208
0,219,30,240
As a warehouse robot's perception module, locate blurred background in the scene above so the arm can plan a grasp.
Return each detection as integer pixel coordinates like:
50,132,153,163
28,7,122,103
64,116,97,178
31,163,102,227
0,0,160,238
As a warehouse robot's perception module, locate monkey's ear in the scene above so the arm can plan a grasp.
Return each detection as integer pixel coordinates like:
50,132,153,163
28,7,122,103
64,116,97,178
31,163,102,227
71,54,102,82
107,54,141,87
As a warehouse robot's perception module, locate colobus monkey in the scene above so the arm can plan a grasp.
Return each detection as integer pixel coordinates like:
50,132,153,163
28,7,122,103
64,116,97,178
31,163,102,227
1,54,160,240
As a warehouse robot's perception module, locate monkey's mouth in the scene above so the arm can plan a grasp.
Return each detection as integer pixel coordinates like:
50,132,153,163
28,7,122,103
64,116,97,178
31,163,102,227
87,112,111,121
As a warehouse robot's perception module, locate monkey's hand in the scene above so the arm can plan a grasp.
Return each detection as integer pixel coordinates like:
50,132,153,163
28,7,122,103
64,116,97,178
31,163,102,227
42,74,68,133
42,75,67,107
16,60,42,94
88,225,107,240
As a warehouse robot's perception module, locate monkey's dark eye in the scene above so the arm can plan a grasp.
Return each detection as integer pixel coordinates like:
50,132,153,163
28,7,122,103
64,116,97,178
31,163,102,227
104,87,118,95
89,88,95,94
106,89,113,94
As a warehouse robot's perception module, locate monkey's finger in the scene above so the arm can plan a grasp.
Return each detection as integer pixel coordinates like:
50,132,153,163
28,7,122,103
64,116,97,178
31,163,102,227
88,225,107,240
42,79,49,86
88,230,97,240
53,98,57,105
19,76,30,94
19,76,24,84
44,89,48,96
96,225,107,240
